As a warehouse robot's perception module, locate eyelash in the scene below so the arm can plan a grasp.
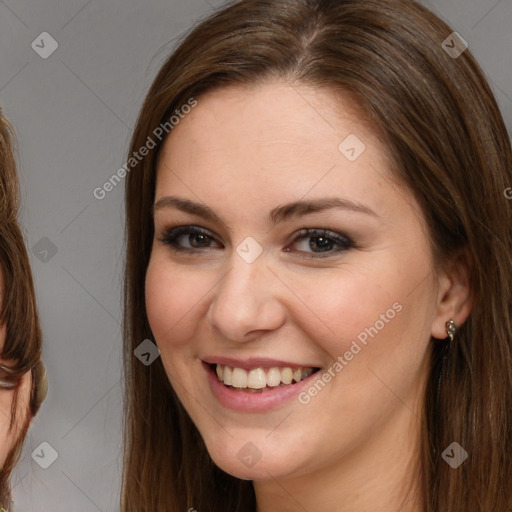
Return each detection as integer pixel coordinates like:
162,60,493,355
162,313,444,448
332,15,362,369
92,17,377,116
157,226,355,259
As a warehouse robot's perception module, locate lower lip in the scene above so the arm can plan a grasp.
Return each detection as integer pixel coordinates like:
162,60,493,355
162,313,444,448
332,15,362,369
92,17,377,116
203,362,319,412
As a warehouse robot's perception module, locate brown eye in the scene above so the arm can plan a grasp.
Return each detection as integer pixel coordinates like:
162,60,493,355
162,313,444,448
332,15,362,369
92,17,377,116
285,228,354,258
158,226,221,252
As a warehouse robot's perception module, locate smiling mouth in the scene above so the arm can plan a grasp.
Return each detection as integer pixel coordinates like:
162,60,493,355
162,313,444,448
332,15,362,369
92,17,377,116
210,363,321,393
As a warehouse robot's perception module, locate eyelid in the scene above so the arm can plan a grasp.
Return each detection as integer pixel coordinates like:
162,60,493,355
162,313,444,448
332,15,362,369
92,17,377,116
157,225,222,248
285,227,354,259
290,227,352,245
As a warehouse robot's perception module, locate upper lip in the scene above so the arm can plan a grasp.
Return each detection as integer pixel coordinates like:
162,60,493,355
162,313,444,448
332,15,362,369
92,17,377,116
202,356,321,370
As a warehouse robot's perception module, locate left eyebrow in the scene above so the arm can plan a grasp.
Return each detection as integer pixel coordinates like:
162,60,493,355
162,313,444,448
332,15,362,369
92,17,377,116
153,195,379,230
268,197,379,224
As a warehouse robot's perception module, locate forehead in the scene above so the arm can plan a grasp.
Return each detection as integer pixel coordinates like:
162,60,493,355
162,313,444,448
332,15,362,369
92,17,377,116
155,79,399,213
161,80,388,154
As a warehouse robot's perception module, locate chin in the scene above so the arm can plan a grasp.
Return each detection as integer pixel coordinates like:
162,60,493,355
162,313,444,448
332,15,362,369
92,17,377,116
211,453,288,481
202,435,303,481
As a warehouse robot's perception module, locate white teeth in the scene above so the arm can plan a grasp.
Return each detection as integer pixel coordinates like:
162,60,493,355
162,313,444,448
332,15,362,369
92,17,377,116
281,367,293,385
232,367,248,388
214,364,316,389
266,367,281,387
292,368,302,382
223,366,233,386
247,368,267,389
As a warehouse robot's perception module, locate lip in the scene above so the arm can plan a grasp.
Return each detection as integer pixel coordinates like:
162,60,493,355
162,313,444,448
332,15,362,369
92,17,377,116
202,356,319,371
202,361,321,412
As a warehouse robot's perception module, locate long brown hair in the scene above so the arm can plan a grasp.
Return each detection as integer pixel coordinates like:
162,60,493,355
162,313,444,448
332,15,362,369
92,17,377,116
0,109,47,507
122,0,512,510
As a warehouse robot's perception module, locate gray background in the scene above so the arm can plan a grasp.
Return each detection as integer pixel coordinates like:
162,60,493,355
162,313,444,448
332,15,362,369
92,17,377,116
0,0,510,510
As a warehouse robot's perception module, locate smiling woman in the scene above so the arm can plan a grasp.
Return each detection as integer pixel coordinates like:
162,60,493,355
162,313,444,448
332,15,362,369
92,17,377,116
0,109,47,510
122,1,512,511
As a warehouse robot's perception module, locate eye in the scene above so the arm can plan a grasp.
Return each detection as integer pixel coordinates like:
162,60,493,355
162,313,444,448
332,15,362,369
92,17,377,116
158,225,354,258
285,228,354,258
158,226,221,253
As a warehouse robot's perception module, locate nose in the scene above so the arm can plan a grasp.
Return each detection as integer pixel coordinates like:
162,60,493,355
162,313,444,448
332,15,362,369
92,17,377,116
206,250,287,343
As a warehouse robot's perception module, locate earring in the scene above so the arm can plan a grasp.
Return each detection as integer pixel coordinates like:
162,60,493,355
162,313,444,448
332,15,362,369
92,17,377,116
0,377,16,390
0,362,17,389
30,360,48,415
445,319,458,341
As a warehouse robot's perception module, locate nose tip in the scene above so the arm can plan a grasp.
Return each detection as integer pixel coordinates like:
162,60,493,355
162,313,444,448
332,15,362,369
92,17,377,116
206,258,286,343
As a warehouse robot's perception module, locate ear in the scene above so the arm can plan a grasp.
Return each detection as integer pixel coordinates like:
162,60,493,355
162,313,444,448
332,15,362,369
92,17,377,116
431,249,473,340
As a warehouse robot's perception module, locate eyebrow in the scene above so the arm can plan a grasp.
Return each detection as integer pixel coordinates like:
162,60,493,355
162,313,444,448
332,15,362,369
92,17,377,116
153,195,378,230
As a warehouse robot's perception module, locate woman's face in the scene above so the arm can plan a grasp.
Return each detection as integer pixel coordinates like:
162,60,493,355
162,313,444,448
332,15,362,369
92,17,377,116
0,271,32,468
145,80,457,483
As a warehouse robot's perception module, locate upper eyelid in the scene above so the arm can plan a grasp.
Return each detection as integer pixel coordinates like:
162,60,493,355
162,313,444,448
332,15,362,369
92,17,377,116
157,225,221,246
158,225,353,248
158,224,345,237
160,225,218,237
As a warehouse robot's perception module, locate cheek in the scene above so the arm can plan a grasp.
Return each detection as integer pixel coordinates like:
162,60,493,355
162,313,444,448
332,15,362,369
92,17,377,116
145,256,209,354
287,264,404,350
0,371,31,469
287,256,433,376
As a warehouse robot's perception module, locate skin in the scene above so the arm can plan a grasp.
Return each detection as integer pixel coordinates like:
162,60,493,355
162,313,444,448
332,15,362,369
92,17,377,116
145,79,472,511
0,272,32,469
